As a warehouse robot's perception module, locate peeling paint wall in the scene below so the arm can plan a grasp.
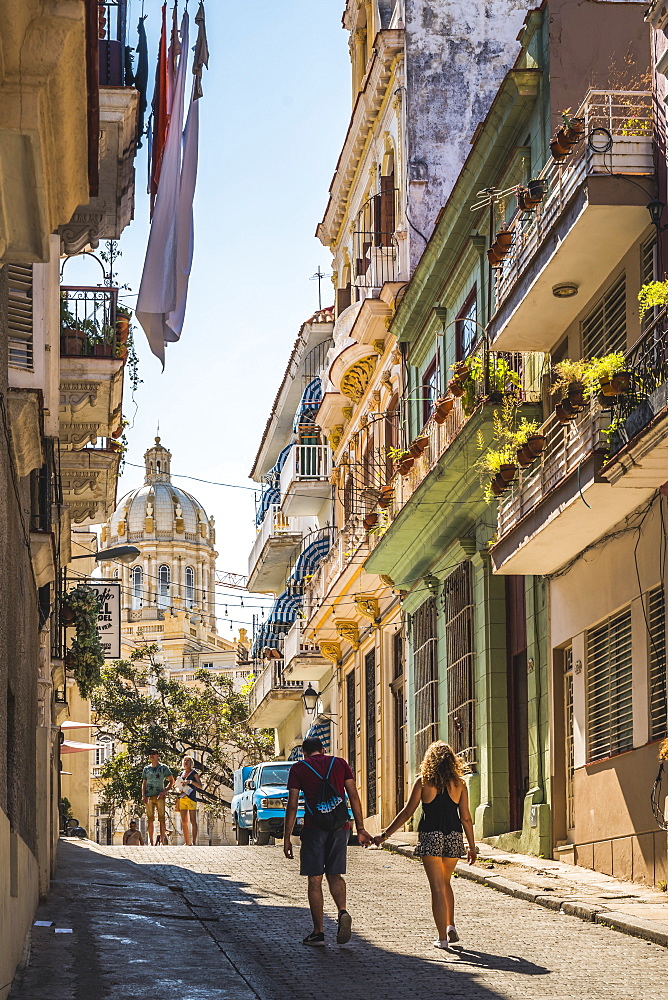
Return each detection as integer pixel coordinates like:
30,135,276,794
404,0,533,259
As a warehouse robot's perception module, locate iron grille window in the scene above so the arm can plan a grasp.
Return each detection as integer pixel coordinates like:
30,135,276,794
412,597,439,763
586,606,633,762
393,629,404,680
346,669,356,775
7,264,33,370
647,586,667,740
444,562,476,762
581,273,626,358
365,650,377,815
422,356,440,425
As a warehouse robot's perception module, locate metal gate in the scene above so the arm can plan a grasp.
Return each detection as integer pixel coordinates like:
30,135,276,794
443,562,477,763
411,598,439,764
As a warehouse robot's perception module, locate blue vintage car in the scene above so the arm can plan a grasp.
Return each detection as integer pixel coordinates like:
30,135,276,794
231,760,304,845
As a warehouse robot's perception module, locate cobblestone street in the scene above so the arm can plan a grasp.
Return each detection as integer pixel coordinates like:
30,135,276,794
11,840,667,1000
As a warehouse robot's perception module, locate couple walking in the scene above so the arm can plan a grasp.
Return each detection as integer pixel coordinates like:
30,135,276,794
141,750,202,846
284,737,476,949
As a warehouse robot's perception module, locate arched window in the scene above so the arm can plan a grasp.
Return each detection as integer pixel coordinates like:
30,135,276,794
131,566,143,609
113,568,119,579
158,564,170,608
185,566,195,608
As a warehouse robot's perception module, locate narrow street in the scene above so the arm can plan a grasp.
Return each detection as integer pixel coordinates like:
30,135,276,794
11,840,667,1000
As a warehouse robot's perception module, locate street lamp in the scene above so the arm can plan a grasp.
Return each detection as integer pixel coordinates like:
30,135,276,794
302,684,320,714
70,545,140,564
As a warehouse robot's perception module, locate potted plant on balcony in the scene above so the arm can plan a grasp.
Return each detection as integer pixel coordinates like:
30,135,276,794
638,280,668,318
388,447,414,476
551,358,589,414
433,394,454,423
512,419,542,467
585,352,632,397
377,485,394,509
115,305,131,360
61,584,104,698
363,512,379,531
478,446,517,496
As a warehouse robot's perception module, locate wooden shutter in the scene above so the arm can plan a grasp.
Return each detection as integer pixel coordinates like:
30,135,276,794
444,562,476,763
379,173,395,246
412,597,439,763
581,273,626,358
586,606,633,762
346,669,356,775
7,264,34,371
648,586,667,741
365,649,377,815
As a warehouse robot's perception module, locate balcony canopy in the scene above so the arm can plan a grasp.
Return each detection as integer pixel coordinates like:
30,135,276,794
255,442,293,527
288,530,333,586
293,377,323,431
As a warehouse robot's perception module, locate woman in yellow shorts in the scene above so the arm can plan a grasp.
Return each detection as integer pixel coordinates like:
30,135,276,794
176,755,202,845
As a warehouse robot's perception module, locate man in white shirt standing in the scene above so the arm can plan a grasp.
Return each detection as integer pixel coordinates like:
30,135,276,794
141,750,174,845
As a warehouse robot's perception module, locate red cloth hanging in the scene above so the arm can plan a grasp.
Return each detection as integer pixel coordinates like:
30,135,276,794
149,4,169,216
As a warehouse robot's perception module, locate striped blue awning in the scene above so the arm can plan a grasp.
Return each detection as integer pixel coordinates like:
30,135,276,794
305,718,331,752
255,485,280,527
268,589,303,625
293,377,322,431
288,531,333,586
250,621,288,659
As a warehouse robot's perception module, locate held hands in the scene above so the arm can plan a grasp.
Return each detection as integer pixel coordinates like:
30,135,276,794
357,828,373,847
372,835,385,847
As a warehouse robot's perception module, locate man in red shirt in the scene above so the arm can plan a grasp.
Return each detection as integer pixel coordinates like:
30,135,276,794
284,737,372,946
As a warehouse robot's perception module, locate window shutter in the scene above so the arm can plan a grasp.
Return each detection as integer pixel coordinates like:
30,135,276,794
412,597,439,763
586,606,633,762
648,586,667,741
444,562,477,763
7,264,34,371
581,273,626,358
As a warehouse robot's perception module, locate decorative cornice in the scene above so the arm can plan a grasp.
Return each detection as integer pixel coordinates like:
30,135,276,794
354,595,380,623
335,619,360,648
319,641,342,664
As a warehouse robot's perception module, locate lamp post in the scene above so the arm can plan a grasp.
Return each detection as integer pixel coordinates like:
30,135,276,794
302,683,320,714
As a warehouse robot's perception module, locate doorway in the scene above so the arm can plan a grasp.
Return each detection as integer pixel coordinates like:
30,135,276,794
506,577,529,832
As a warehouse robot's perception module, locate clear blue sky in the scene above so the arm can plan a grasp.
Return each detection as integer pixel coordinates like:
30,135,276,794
72,1,351,628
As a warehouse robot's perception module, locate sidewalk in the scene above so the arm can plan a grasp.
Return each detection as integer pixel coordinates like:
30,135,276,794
384,834,668,948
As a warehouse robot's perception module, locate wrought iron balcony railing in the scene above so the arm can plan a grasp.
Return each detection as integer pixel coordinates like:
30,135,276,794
98,1,134,87
60,286,119,358
353,188,401,289
248,661,304,715
606,308,668,456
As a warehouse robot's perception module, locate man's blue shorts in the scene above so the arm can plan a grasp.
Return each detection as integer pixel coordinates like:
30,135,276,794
299,827,348,876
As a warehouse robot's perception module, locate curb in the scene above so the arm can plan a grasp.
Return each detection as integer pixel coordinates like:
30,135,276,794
382,841,668,949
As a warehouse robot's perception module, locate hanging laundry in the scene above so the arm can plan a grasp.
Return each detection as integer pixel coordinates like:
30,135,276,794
137,3,209,367
149,3,169,216
135,15,149,147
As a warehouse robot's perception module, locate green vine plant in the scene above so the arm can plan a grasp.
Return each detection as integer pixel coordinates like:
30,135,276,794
62,584,105,698
455,356,521,414
638,280,668,318
551,353,628,400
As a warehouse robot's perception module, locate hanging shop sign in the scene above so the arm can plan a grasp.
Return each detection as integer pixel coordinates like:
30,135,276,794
88,582,121,659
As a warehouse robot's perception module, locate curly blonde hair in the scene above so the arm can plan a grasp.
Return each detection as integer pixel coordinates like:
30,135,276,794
420,741,466,793
659,738,668,762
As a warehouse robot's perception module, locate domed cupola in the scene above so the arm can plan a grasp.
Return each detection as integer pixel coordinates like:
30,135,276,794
102,438,218,628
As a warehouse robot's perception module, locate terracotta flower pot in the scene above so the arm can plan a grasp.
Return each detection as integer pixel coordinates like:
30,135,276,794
434,395,454,424
526,434,546,456
487,246,504,267
527,178,546,201
397,457,415,476
448,380,465,398
363,513,378,530
564,118,585,142
377,496,392,510
518,189,534,212
567,381,586,408
452,362,470,380
115,314,130,344
597,391,613,409
555,402,576,424
93,342,113,358
610,370,632,394
550,136,571,162
599,380,617,397
409,435,430,458
498,463,517,483
60,329,87,357
491,474,510,495
516,445,535,468
495,230,513,249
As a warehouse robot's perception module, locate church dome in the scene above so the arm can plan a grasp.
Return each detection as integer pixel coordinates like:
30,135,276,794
108,438,215,547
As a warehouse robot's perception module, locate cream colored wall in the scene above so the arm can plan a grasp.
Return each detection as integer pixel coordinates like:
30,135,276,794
60,680,92,835
0,811,39,1000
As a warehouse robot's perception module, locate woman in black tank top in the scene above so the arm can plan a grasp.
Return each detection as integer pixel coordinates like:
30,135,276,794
374,741,477,950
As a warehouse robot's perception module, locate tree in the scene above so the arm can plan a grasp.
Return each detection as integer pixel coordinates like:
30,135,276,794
92,644,273,816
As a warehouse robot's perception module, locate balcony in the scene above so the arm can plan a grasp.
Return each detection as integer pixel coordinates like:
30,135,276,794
282,621,330,683
247,661,304,728
280,444,332,516
247,505,317,594
492,324,668,575
59,286,125,447
352,188,402,294
489,91,654,353
60,444,122,527
60,2,140,254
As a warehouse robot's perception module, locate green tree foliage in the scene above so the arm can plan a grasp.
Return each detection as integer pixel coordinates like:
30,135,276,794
93,645,273,815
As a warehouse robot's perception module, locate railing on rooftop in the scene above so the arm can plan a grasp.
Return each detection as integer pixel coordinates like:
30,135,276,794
353,188,401,289
60,286,119,358
493,90,653,309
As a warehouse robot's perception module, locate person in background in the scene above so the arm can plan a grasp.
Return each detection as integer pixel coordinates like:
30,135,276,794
374,741,477,950
176,755,202,846
283,737,372,947
123,820,145,846
141,749,174,846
